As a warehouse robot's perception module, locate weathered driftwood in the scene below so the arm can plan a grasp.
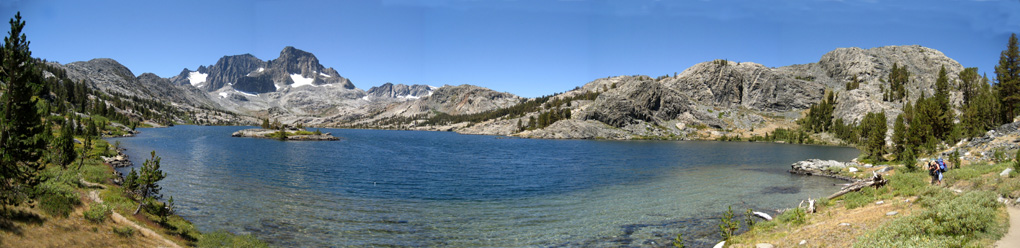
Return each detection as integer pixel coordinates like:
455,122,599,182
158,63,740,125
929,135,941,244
807,198,816,214
752,211,773,221
827,173,887,200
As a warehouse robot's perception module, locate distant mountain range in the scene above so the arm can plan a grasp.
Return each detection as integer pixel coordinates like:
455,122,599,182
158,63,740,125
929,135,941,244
44,45,968,140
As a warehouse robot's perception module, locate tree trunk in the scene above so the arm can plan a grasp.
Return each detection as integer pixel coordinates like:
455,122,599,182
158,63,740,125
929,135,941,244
827,174,887,200
133,201,145,215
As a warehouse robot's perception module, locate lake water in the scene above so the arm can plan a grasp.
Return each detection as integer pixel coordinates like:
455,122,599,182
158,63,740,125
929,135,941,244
109,126,858,247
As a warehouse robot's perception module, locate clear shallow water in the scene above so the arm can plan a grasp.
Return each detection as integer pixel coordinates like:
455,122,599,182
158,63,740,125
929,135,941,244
109,126,858,247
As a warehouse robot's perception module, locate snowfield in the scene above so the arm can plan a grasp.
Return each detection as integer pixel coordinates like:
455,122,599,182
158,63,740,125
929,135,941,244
291,73,315,88
188,71,208,86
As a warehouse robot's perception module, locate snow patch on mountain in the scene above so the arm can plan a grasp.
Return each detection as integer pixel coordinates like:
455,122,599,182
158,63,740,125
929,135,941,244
188,71,208,86
291,73,315,88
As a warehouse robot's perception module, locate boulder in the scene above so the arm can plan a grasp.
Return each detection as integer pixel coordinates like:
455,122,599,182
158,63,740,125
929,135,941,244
1002,168,1014,177
791,159,851,171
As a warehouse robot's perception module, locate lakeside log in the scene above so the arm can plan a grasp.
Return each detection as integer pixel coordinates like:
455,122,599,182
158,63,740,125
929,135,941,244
827,173,887,200
752,211,773,221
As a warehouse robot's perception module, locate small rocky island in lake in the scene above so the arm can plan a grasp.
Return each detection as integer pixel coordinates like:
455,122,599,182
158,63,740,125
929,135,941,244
231,128,340,141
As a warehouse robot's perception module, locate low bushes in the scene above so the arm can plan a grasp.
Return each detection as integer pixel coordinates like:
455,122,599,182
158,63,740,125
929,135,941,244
84,203,111,223
886,170,929,196
113,226,135,237
854,190,1004,247
776,207,807,225
36,176,80,217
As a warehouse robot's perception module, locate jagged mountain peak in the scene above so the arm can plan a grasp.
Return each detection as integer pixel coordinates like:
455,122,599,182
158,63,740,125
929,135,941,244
169,47,354,94
271,46,324,76
366,82,436,100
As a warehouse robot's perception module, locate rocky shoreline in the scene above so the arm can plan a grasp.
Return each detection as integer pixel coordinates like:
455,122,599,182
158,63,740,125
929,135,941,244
788,158,892,182
231,128,340,141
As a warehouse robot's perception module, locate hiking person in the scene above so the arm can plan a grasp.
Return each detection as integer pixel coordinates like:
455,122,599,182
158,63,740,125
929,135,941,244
936,158,945,186
928,161,938,185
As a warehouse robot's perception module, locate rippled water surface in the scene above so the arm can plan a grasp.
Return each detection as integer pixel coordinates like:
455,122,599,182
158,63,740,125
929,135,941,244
110,126,858,247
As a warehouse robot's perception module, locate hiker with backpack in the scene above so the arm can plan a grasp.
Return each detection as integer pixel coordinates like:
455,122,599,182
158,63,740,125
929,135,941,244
935,158,946,186
928,161,939,185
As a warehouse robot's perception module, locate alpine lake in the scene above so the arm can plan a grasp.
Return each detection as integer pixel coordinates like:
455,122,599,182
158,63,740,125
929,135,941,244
108,125,858,247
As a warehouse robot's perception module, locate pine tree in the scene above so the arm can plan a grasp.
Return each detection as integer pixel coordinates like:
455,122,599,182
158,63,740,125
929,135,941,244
962,74,1000,137
997,33,1020,122
55,118,76,168
933,66,953,141
892,113,907,157
888,63,910,101
123,168,138,195
133,151,167,215
959,67,981,105
0,12,47,207
861,112,887,162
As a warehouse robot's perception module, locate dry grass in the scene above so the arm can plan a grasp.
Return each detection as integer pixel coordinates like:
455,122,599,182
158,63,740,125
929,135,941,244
1,198,173,248
729,196,921,248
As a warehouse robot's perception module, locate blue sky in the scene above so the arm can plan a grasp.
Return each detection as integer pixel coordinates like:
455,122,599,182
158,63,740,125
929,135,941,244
2,0,1019,97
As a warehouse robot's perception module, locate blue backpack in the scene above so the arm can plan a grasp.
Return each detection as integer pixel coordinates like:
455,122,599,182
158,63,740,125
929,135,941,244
937,158,946,172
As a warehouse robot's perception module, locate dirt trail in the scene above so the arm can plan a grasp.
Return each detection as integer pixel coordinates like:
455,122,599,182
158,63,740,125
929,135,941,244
88,190,182,248
997,206,1020,247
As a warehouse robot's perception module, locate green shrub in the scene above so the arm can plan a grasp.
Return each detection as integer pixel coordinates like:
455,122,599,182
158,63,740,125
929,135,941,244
198,230,269,248
947,163,1005,182
777,207,806,225
113,226,135,237
39,166,80,187
165,215,201,242
887,171,929,197
80,161,111,185
841,186,882,209
921,191,998,236
265,130,289,140
673,232,686,248
916,187,957,208
718,206,738,240
994,149,1007,163
84,203,111,223
996,178,1020,198
36,178,81,217
854,191,1003,247
744,208,756,228
1013,149,1020,172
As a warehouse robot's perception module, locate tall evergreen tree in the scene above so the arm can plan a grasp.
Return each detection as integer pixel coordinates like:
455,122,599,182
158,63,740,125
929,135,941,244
959,67,981,105
962,74,1000,137
892,113,907,157
0,12,46,207
932,66,953,140
997,33,1020,122
888,63,910,101
55,118,76,168
861,112,888,162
